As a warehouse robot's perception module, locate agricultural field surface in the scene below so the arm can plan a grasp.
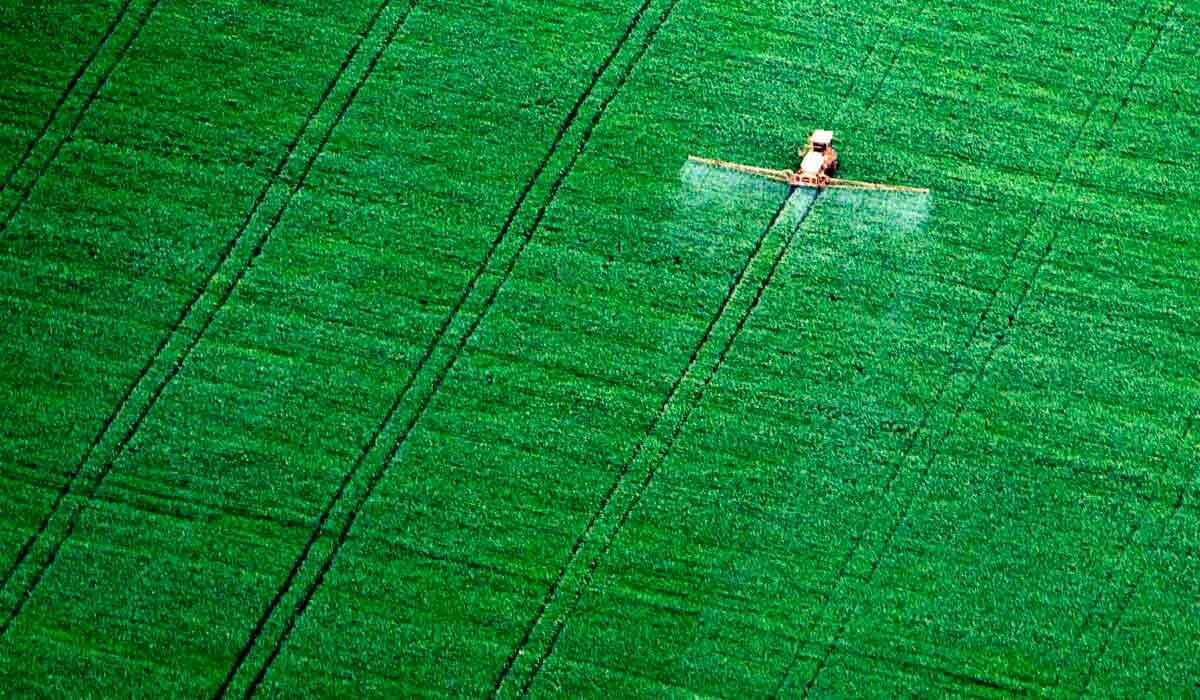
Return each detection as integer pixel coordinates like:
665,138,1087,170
0,0,1198,697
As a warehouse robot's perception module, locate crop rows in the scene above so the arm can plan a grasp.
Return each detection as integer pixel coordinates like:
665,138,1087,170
1,0,1197,696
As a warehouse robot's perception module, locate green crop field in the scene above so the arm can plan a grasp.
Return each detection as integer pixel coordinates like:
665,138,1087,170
0,0,1197,696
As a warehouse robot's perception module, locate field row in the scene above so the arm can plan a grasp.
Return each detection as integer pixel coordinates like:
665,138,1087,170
0,0,1197,696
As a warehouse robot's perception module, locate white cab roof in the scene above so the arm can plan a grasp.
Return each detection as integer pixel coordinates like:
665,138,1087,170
811,129,834,145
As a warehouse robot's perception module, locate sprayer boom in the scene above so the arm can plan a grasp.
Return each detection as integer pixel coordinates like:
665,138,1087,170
824,178,929,193
688,131,927,193
686,155,793,184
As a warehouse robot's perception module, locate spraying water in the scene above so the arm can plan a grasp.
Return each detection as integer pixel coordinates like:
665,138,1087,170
681,157,931,238
680,157,934,328
678,158,789,210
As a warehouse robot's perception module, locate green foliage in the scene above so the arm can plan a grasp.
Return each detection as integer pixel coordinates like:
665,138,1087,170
0,0,1197,697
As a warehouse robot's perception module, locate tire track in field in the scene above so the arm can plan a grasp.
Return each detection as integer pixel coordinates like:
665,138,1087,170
778,3,1175,696
800,0,1152,626
491,185,796,694
782,4,1153,632
788,3,1159,694
0,0,134,194
514,190,823,696
1053,13,1192,691
494,0,936,691
1074,406,1198,697
0,0,162,232
0,0,412,636
211,2,678,697
0,0,168,605
497,0,932,693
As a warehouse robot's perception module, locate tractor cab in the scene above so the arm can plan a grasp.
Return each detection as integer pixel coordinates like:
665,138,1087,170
809,129,834,152
798,129,838,183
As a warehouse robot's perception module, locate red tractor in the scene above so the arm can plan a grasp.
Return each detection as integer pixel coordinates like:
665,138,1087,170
794,129,838,187
688,130,926,193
